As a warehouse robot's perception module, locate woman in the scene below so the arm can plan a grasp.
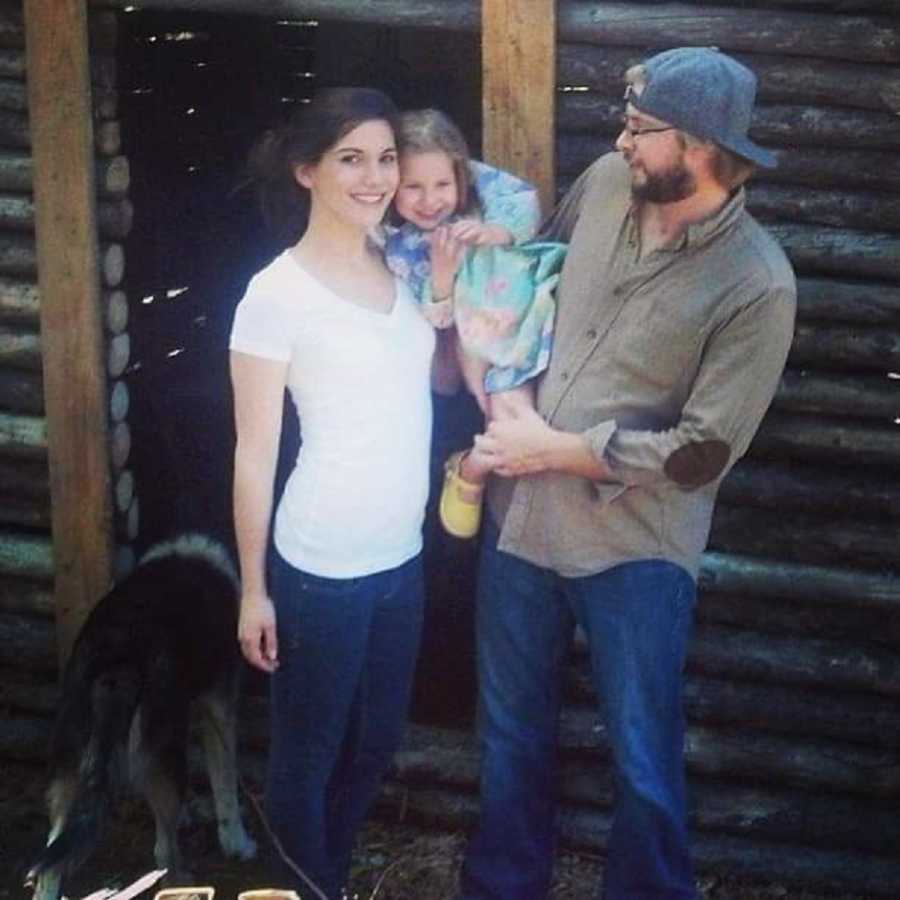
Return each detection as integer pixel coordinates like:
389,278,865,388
229,88,455,899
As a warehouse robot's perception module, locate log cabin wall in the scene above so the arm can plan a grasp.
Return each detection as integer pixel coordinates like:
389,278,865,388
0,1,135,756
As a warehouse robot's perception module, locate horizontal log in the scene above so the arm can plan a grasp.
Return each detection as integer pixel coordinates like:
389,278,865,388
0,608,55,670
689,622,900,698
395,724,899,854
0,530,53,581
557,135,900,194
0,275,38,321
379,779,900,895
0,410,46,457
698,589,900,647
109,419,131,470
710,504,898,570
720,459,900,521
106,288,128,333
0,366,42,413
751,412,900,466
109,378,128,422
557,93,900,151
114,467,133,514
107,330,130,377
95,118,122,157
0,573,52,616
0,110,123,155
0,48,117,88
0,150,131,197
0,495,50,529
0,235,125,286
556,4,900,65
0,667,58,713
699,550,900,610
561,708,900,799
116,494,139,542
746,184,900,233
768,223,900,281
0,78,117,120
0,324,40,369
568,663,900,749
789,322,900,371
0,456,49,500
774,369,900,420
796,277,900,325
558,43,900,113
0,192,134,238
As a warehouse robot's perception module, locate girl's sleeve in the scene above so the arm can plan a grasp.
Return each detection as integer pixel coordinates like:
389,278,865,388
471,159,541,244
229,277,293,362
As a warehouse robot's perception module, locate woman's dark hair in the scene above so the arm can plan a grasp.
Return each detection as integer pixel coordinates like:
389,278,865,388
248,87,399,247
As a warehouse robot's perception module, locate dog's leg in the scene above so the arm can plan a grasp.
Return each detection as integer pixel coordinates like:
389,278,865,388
196,689,257,860
29,775,76,900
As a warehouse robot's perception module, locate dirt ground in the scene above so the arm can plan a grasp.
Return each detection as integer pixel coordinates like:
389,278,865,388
2,760,873,900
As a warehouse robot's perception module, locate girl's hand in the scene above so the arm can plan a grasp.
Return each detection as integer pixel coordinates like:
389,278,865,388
238,590,279,673
449,219,514,247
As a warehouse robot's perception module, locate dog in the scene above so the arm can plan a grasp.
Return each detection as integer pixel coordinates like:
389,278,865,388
27,534,257,900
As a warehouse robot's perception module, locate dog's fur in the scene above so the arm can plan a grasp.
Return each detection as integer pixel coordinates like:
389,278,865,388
27,534,257,900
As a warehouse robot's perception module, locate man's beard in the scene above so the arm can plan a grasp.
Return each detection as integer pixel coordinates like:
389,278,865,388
631,160,696,204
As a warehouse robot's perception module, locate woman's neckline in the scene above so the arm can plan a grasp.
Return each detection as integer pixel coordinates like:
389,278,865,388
285,244,397,318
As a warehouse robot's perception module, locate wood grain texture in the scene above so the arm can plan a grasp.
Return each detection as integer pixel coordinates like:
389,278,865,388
24,0,112,666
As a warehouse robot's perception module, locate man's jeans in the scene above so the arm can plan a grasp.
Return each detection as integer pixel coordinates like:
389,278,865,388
460,524,698,900
266,551,424,899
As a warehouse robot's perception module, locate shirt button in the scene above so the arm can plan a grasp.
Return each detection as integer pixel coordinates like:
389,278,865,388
561,371,569,381
586,328,597,340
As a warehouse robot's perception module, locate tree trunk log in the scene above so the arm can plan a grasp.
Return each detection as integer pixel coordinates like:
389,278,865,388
557,134,900,194
796,277,900,325
556,4,900,65
0,366,42,413
0,48,117,86
0,7,118,51
0,495,50,529
0,455,49,500
0,237,126,282
114,468,133,514
0,275,38,322
109,378,128,422
709,504,897,570
0,410,47,457
0,667,58,713
774,369,900,420
789,322,900,371
0,325,40,369
558,43,900,113
746,184,900,233
0,530,53,581
100,242,125,287
0,573,52,616
720,459,900,521
699,550,900,610
558,93,900,150
0,152,129,196
105,288,127,334
752,412,900,466
0,608,56,673
116,494,139,542
698,589,900,646
107,330,130,377
0,192,134,238
109,419,131,470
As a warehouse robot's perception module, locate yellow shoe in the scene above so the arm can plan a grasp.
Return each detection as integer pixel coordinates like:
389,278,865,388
439,451,484,539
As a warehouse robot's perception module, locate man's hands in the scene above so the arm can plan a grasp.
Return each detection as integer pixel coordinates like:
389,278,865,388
238,591,279,673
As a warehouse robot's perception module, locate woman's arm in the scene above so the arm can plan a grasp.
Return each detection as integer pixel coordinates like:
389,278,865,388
230,350,288,673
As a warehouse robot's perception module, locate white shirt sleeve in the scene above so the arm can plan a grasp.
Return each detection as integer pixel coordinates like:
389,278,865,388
229,275,293,362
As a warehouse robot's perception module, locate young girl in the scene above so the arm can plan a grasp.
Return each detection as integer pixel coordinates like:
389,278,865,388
384,109,565,538
229,89,454,899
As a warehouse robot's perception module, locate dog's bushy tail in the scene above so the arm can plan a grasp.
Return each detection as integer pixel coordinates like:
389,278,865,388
27,663,141,883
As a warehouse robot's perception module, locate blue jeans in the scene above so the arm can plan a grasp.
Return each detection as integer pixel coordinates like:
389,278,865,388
266,552,424,899
461,524,698,900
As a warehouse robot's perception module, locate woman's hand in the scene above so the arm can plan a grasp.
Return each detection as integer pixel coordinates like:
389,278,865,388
238,590,279,673
449,219,513,247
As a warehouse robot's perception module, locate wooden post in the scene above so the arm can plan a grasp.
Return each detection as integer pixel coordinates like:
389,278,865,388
482,0,556,214
24,0,113,666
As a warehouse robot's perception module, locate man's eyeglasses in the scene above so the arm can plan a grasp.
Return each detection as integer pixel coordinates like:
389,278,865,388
619,116,675,139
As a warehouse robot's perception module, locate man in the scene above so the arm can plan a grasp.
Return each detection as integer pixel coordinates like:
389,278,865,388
459,47,796,900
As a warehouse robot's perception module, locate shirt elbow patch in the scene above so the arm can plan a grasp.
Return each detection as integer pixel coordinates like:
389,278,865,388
664,440,730,488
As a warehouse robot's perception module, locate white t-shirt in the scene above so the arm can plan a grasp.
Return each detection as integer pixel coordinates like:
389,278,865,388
230,250,435,577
